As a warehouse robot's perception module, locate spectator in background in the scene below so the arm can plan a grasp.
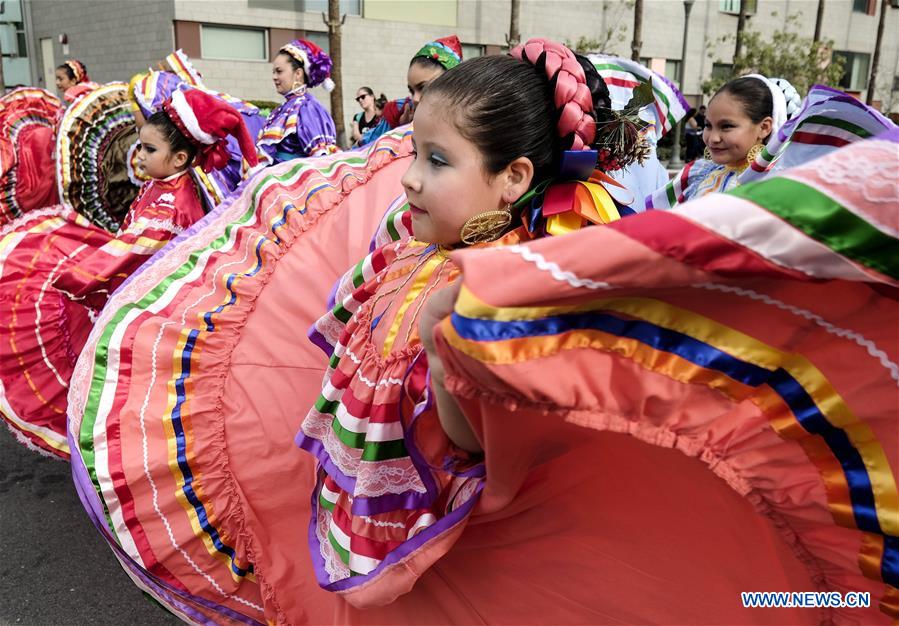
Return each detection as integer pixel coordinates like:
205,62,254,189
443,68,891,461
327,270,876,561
351,87,386,147
684,104,706,161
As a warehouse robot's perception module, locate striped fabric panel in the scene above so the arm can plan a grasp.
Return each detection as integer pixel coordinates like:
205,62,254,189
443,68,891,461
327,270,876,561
70,128,413,620
588,55,689,138
730,177,899,280
436,135,898,618
0,88,62,222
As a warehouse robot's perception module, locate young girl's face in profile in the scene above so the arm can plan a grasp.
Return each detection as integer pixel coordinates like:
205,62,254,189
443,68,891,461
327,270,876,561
55,69,75,93
137,124,189,180
402,97,525,246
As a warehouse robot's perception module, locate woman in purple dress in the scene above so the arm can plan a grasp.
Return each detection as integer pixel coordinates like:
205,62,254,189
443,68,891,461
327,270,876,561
258,38,338,164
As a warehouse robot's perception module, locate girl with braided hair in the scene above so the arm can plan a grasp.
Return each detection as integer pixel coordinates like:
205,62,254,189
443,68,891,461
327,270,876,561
296,39,648,616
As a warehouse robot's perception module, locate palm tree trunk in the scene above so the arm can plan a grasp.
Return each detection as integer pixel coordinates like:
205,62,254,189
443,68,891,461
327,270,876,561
631,0,643,61
813,0,825,42
866,0,888,105
325,0,346,147
508,0,521,49
734,0,749,60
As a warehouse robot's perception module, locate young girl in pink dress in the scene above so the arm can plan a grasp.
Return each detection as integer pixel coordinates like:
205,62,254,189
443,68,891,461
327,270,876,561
298,39,643,613
54,88,259,309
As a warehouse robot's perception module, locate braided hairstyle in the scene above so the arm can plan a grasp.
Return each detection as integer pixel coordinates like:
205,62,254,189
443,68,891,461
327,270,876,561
421,40,611,184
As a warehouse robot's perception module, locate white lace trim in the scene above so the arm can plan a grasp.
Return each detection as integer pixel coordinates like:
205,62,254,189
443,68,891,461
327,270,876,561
502,244,613,290
694,282,899,385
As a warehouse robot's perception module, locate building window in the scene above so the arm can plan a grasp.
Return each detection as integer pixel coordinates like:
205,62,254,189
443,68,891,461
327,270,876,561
833,50,871,91
303,31,330,54
461,43,484,59
719,0,757,15
665,59,682,82
852,0,876,14
711,62,733,81
16,23,27,58
364,0,457,27
248,0,360,13
201,24,268,61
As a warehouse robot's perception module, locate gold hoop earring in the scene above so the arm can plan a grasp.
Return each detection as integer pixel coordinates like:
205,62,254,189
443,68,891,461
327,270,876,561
459,204,512,245
703,147,712,161
746,143,764,163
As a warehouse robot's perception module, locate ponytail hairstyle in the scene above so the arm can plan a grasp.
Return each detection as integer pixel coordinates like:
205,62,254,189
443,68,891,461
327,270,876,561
375,93,388,110
144,110,198,167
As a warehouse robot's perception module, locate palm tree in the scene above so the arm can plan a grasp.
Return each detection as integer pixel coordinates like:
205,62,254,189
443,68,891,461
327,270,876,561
867,0,889,105
325,0,346,147
734,0,749,59
508,0,521,49
813,0,826,42
631,0,643,61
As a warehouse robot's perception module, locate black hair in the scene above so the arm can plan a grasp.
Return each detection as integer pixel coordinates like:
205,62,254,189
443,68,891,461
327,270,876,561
277,51,303,73
713,76,774,139
56,63,78,81
422,54,612,184
409,55,446,72
144,110,198,166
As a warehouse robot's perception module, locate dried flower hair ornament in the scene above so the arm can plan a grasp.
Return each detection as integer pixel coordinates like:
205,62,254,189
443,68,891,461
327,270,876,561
593,81,653,171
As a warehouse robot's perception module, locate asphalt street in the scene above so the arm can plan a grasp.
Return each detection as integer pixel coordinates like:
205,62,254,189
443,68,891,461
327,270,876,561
0,426,180,625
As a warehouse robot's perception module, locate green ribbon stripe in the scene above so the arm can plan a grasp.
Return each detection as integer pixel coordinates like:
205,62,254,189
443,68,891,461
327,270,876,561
731,177,899,279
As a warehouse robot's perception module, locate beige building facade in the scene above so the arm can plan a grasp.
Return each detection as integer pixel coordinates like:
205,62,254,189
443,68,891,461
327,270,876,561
27,0,899,137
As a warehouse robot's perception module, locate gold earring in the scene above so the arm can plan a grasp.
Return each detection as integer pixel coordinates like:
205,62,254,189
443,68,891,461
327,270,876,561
746,143,764,163
703,147,712,160
459,204,512,245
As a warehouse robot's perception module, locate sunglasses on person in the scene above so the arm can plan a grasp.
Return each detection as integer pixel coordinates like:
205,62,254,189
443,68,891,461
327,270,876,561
355,94,369,103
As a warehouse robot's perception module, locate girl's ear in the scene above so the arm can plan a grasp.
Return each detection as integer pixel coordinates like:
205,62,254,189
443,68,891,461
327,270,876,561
502,156,535,205
757,116,774,142
171,149,190,170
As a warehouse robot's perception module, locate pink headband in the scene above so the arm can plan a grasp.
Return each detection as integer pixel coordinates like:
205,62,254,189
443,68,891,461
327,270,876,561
511,39,595,151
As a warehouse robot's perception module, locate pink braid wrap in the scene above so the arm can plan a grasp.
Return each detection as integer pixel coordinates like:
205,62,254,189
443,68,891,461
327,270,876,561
511,39,595,151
